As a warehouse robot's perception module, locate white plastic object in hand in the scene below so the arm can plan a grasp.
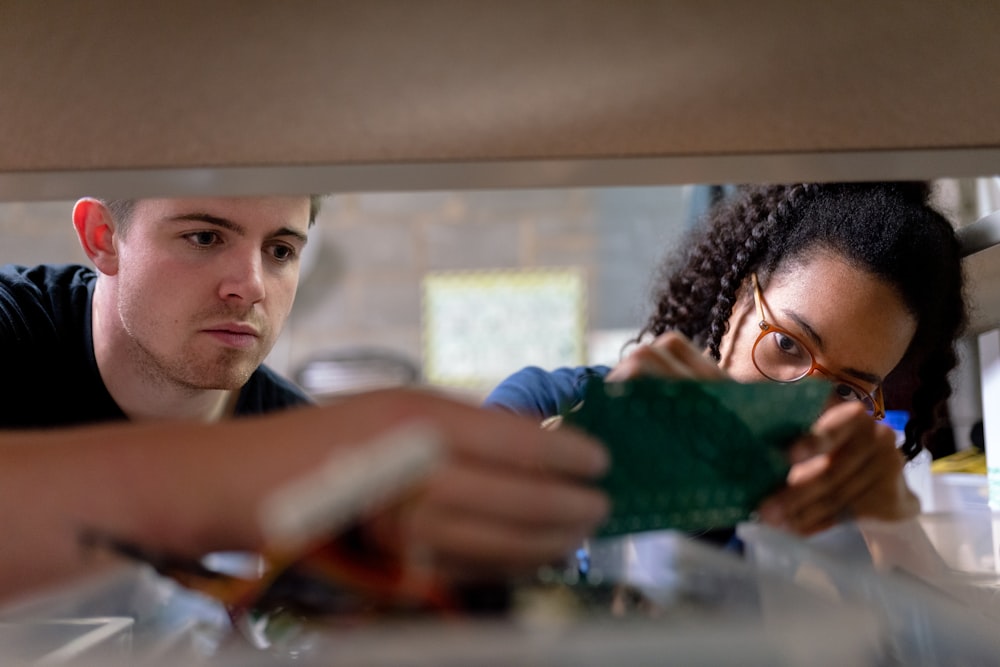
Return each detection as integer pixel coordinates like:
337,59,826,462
258,423,444,551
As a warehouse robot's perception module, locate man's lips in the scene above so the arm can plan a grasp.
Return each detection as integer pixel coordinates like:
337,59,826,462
204,323,260,336
202,323,261,349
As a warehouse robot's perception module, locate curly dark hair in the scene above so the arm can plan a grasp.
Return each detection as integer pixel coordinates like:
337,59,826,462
637,182,967,460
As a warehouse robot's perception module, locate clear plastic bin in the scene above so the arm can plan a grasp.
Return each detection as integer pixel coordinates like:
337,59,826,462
0,617,133,664
738,521,1000,665
17,529,1000,665
917,508,1000,574
0,565,230,664
931,472,989,512
177,532,882,666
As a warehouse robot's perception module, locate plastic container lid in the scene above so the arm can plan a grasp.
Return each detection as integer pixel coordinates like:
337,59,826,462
883,410,909,434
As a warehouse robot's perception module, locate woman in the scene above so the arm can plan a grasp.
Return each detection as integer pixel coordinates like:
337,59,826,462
485,182,967,535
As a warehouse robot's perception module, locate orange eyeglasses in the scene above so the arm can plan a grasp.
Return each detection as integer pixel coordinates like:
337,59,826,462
749,273,885,420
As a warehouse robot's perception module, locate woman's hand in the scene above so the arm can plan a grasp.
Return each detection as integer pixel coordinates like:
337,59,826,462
605,331,728,382
756,402,919,535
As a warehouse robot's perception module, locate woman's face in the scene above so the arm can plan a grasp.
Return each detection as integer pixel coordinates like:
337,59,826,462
717,251,917,408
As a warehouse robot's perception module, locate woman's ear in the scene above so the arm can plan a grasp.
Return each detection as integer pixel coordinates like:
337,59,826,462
72,198,119,275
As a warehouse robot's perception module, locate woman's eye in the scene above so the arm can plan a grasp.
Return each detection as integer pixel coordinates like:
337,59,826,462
775,333,800,354
833,383,862,401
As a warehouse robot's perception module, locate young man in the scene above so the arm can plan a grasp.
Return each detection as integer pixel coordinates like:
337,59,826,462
0,197,609,600
1,196,318,427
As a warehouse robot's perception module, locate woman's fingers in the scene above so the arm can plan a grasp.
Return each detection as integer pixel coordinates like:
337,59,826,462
606,331,726,382
758,402,916,534
763,458,883,533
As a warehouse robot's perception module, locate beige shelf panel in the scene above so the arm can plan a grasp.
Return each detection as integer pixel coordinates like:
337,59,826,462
2,2,1000,199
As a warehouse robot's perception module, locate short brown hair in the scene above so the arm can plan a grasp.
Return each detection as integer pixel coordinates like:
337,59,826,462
102,196,324,232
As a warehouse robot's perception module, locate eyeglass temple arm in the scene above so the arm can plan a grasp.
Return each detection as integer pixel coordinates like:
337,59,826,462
751,273,767,326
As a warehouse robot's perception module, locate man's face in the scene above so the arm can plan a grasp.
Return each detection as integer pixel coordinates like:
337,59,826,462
110,197,311,391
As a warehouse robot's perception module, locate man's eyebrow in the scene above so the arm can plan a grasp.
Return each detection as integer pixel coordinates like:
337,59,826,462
273,226,309,245
782,309,883,386
167,214,308,244
168,213,242,232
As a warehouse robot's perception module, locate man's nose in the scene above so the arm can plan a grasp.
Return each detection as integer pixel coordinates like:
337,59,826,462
219,251,266,303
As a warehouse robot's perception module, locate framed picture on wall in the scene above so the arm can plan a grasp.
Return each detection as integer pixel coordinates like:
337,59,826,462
422,269,586,389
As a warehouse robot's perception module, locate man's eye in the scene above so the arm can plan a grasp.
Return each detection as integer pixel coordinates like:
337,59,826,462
186,231,219,247
270,245,297,262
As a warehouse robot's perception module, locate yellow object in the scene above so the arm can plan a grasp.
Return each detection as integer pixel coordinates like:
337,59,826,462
931,448,987,475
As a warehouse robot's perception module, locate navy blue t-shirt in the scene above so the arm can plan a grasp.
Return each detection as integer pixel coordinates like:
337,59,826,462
0,263,312,428
483,365,610,420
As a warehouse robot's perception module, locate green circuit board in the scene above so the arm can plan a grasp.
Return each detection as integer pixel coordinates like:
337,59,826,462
562,377,830,537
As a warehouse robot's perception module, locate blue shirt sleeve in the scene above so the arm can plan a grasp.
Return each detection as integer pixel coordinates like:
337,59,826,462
482,365,611,421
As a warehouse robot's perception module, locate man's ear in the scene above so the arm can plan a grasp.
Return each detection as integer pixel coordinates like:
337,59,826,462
72,198,119,275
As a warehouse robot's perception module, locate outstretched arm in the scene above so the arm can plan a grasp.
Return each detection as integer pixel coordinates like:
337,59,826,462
0,388,609,601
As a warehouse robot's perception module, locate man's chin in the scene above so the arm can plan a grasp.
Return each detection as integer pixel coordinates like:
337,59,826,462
188,368,257,391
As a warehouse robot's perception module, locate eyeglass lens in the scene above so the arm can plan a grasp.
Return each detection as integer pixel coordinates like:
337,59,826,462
754,330,876,412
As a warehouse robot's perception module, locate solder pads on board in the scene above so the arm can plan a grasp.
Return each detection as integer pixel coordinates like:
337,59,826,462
562,377,830,537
